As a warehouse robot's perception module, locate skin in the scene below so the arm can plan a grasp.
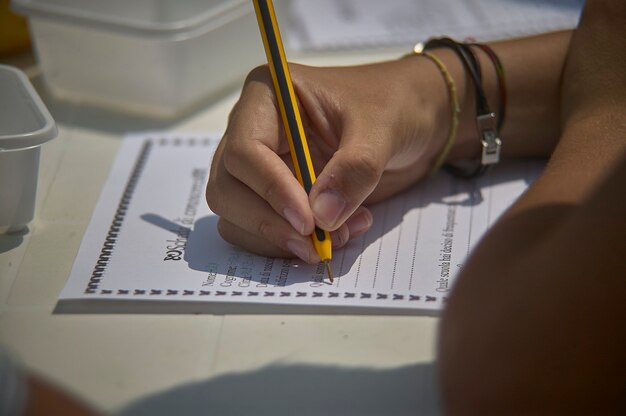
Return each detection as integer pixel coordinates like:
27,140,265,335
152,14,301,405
206,30,572,263
439,1,626,413
24,375,98,416
14,1,624,414
207,57,447,261
207,0,626,412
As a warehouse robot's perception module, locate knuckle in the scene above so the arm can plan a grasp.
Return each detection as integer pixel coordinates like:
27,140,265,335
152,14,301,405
221,142,240,176
331,225,349,248
222,139,254,180
216,219,234,244
345,147,383,186
205,182,222,214
245,65,271,84
221,155,234,179
261,178,281,204
256,218,274,240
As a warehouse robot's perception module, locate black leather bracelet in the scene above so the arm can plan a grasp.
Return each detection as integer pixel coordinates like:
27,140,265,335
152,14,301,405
471,42,507,133
423,37,502,178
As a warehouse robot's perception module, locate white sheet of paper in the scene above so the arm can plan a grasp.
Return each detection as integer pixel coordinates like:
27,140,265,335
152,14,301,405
282,0,583,51
57,133,543,314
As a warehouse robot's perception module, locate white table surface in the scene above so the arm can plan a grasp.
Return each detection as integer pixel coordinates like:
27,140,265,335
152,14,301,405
0,47,440,414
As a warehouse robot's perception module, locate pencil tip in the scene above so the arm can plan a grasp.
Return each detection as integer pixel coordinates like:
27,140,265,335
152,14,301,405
324,260,334,283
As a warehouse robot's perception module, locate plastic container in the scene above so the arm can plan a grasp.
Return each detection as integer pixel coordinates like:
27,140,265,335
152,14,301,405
11,0,266,118
0,64,57,234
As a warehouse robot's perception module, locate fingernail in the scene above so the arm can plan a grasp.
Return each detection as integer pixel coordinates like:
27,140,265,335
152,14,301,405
286,239,311,263
330,228,346,248
346,210,372,236
283,207,305,235
312,189,346,228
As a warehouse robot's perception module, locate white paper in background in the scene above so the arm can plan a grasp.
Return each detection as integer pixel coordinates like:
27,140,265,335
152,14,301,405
281,0,584,51
57,133,543,314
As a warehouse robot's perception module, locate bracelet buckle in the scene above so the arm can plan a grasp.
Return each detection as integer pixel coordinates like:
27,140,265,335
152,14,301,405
476,112,501,165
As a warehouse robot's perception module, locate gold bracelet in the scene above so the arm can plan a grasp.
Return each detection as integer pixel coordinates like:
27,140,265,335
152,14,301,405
406,44,460,176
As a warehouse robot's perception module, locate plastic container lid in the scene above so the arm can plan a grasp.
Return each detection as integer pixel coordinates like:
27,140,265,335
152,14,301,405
0,64,57,151
11,0,251,38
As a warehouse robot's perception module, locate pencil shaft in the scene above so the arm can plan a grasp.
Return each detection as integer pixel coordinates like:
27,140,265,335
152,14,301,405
253,0,333,272
253,0,315,191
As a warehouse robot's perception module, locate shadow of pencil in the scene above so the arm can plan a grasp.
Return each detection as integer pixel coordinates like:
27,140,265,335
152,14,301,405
138,159,544,287
140,213,351,286
118,361,441,416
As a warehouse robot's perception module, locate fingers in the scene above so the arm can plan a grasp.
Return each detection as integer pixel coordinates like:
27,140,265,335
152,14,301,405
208,132,373,258
344,206,373,240
208,64,394,259
223,137,315,236
309,121,394,231
217,206,373,258
206,64,317,260
217,218,303,259
207,145,319,264
330,206,374,247
221,66,317,237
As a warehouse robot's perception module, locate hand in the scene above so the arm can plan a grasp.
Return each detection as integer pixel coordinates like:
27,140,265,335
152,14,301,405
206,58,449,262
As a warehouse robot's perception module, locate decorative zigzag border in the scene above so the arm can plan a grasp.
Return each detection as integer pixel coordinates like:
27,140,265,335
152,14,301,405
84,140,153,294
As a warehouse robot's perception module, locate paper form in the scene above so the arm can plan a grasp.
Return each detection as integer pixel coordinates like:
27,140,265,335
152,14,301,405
281,0,584,51
57,133,543,314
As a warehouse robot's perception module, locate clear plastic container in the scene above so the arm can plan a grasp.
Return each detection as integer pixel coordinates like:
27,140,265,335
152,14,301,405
0,64,57,234
11,0,266,118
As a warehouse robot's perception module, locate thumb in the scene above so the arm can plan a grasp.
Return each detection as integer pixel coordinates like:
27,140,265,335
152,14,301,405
309,137,390,231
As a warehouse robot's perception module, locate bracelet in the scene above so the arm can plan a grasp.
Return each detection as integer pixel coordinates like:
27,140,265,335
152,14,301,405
406,45,460,177
424,37,502,178
471,42,507,132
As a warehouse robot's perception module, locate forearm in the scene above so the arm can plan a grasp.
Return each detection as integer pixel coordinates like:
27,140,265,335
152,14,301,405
424,31,572,161
502,0,626,215
438,150,626,414
437,1,626,413
25,375,99,416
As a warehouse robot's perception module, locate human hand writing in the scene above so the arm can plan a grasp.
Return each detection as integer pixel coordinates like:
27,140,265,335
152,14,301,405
206,58,449,262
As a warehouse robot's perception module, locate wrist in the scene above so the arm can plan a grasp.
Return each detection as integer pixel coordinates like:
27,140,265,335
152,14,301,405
398,53,456,176
425,46,502,164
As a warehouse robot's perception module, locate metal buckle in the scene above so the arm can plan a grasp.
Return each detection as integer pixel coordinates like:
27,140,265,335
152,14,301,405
476,112,501,165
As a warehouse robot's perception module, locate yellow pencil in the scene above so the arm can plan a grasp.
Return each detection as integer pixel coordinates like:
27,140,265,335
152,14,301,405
252,0,333,282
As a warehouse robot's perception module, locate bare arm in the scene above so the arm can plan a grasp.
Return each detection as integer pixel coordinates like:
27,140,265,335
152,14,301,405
425,30,572,161
24,375,99,416
207,28,577,260
438,1,626,413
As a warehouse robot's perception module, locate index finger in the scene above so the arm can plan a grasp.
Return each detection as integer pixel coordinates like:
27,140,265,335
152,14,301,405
222,71,316,237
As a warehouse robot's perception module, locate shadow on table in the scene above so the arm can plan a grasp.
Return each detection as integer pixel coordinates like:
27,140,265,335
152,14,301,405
118,361,441,416
0,226,29,254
